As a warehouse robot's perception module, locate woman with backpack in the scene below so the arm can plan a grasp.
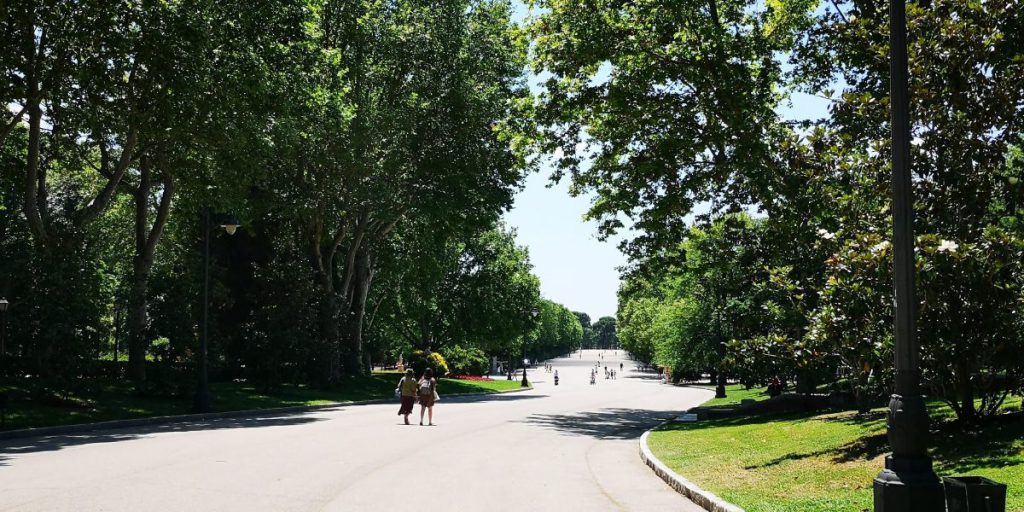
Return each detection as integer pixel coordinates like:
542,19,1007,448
396,368,418,425
418,368,438,426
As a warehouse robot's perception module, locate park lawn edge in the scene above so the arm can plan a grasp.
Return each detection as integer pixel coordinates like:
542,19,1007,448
0,378,530,439
643,394,1024,512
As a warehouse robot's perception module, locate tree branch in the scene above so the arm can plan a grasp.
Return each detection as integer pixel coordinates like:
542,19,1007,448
77,125,139,227
142,171,174,265
0,103,29,144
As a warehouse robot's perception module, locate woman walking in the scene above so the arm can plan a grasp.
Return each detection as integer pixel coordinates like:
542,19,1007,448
418,368,438,426
397,368,418,425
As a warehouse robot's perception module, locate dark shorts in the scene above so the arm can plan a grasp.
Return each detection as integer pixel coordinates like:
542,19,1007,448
398,395,416,415
418,394,435,407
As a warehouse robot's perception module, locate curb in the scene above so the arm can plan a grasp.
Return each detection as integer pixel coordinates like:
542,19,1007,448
0,385,532,442
639,421,745,512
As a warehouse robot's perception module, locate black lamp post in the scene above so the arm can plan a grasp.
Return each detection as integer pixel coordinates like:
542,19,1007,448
193,209,241,414
0,298,9,358
521,309,538,388
872,1,944,509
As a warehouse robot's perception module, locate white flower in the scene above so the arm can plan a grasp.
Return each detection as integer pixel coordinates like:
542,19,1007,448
817,229,836,240
871,241,891,253
937,240,959,253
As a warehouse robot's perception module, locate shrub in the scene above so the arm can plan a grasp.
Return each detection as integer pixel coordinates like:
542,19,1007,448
441,345,489,376
407,350,449,379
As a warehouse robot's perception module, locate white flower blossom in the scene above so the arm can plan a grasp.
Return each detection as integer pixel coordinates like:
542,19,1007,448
937,240,959,253
871,241,891,253
817,229,836,240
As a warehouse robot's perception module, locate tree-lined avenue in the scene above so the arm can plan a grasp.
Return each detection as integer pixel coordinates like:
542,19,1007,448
0,350,710,512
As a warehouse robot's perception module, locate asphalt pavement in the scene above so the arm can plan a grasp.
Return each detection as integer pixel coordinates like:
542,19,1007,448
0,349,712,512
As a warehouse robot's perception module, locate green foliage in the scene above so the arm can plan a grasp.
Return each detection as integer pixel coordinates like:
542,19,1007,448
528,299,584,361
533,0,1024,424
526,0,815,262
441,345,490,376
0,0,536,396
591,316,618,350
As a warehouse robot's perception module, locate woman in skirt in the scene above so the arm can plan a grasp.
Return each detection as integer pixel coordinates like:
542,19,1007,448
418,368,437,426
397,368,418,425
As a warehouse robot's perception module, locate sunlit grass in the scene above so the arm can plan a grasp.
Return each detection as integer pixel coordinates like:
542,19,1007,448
648,398,1024,512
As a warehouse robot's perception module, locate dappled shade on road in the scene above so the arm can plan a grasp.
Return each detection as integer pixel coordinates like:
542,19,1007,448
522,407,678,440
0,413,326,466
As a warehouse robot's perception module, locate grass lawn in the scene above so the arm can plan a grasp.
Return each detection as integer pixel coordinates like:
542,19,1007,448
647,395,1024,512
0,374,523,432
696,383,772,408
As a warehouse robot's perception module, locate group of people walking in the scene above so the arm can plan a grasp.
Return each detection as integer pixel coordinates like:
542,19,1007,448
396,368,437,426
589,361,624,384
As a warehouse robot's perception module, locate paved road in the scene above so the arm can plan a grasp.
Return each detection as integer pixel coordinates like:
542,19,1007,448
0,350,712,512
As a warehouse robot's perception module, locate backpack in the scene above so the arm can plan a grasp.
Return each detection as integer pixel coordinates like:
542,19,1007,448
418,379,433,396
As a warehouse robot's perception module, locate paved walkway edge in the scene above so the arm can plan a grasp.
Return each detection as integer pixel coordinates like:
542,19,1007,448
639,423,745,512
0,386,532,442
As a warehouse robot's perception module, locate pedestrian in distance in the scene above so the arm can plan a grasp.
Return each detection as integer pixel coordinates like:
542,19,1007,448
418,368,438,426
396,368,418,425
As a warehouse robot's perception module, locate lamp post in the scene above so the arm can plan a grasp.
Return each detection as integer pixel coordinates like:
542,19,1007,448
193,209,241,414
872,1,944,509
521,309,538,388
0,298,9,358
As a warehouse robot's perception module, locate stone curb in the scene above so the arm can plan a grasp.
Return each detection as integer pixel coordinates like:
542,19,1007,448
0,385,532,442
639,421,745,512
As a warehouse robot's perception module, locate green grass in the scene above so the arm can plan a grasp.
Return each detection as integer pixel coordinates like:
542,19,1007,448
0,374,523,432
648,396,1024,512
698,384,772,408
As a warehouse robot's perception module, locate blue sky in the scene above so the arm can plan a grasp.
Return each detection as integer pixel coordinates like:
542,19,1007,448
503,2,832,320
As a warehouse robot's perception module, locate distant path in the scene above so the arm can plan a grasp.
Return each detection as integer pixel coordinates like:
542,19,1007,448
0,349,712,512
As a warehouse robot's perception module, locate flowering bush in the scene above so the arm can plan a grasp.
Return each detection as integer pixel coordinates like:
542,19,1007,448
406,350,449,379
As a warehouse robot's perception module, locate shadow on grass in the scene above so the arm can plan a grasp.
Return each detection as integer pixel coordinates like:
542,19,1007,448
521,407,682,440
656,408,1024,476
932,411,1024,474
0,412,326,467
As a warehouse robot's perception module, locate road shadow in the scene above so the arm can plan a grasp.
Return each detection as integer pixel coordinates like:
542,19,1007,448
442,393,547,405
0,413,326,466
521,407,680,440
623,373,664,381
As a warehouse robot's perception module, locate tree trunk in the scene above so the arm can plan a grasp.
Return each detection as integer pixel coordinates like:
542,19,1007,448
956,359,976,425
319,292,342,385
126,259,150,382
342,249,373,376
126,165,174,383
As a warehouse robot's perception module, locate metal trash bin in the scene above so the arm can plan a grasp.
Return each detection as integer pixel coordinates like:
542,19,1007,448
943,476,1006,512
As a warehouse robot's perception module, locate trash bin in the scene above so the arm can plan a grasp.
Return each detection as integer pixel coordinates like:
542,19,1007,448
943,476,1006,512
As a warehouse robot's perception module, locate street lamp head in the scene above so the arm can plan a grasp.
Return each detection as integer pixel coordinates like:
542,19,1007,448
219,214,241,236
0,298,8,312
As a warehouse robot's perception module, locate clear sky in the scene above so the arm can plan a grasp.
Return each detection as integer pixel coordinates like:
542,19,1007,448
503,2,832,321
